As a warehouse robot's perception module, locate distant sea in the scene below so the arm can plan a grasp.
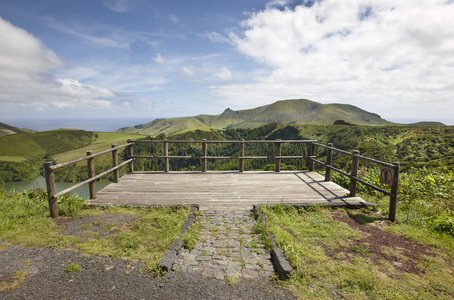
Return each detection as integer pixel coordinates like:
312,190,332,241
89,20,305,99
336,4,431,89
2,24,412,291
3,116,452,132
3,118,154,132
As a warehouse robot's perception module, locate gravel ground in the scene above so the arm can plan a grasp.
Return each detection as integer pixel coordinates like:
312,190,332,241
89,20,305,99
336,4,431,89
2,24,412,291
0,241,296,300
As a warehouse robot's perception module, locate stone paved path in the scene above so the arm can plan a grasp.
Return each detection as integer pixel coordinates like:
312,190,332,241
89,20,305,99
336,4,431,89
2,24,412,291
172,210,275,281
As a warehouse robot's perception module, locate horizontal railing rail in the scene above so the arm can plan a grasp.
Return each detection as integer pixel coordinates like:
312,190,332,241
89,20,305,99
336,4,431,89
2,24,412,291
311,142,400,222
127,139,317,173
44,143,133,218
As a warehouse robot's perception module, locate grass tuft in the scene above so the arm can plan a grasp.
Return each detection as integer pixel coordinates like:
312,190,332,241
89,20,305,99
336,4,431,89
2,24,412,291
64,263,81,273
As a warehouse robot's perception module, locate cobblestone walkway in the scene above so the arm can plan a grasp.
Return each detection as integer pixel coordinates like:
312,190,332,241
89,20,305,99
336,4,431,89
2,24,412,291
172,210,275,281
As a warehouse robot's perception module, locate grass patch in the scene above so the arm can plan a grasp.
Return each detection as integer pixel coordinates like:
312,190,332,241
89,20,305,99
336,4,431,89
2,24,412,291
0,270,30,291
64,263,81,273
180,218,203,251
261,204,454,299
0,189,190,274
0,156,26,163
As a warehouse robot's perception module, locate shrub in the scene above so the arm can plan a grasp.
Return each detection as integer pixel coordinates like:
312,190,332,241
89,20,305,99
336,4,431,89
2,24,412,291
432,215,454,237
57,194,87,217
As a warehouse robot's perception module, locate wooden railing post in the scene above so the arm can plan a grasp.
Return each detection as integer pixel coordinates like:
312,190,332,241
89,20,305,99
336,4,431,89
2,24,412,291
164,139,169,173
350,150,360,197
111,144,119,183
389,162,400,222
239,139,245,172
325,143,333,181
202,139,207,172
127,140,134,173
309,142,316,171
275,139,282,172
87,150,96,199
44,162,58,218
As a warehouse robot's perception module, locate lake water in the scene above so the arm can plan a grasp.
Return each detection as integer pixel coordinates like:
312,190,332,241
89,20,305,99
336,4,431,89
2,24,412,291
0,176,111,198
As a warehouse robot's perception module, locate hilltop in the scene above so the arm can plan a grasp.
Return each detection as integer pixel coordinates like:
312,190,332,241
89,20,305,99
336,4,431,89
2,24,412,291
117,99,395,136
0,122,34,137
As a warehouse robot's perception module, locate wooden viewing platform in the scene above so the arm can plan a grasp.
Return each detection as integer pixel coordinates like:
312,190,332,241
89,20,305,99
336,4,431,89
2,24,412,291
86,171,372,210
45,139,398,220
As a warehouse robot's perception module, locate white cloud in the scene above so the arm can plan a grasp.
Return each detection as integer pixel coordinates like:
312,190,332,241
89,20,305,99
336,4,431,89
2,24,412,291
104,0,134,13
46,18,130,48
182,65,196,77
0,17,124,113
214,67,233,80
153,53,166,64
265,0,292,9
214,0,454,121
168,14,180,23
0,17,63,75
207,32,230,44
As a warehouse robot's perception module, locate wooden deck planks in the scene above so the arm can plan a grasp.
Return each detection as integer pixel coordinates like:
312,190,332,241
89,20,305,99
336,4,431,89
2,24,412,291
87,171,372,210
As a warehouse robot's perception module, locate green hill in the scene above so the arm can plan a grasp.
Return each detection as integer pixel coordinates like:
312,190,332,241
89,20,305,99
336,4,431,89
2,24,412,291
407,121,446,127
0,130,95,182
0,122,34,137
117,99,395,136
0,130,146,182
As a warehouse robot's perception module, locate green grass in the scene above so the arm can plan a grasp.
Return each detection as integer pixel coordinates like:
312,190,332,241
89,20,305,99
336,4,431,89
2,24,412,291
0,270,30,291
331,167,454,238
64,263,81,273
260,205,454,299
0,134,46,157
0,156,25,163
180,217,203,251
92,132,146,144
0,188,190,273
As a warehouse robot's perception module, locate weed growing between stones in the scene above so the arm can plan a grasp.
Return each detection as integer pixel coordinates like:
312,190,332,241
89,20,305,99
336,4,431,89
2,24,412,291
180,218,203,251
64,263,81,273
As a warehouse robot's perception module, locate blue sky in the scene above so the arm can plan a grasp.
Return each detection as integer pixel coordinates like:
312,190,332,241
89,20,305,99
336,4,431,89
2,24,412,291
1,0,454,131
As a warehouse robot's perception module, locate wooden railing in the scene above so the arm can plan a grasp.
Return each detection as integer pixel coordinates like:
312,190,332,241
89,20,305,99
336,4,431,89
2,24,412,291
43,139,400,221
127,139,317,173
44,143,133,218
310,143,400,222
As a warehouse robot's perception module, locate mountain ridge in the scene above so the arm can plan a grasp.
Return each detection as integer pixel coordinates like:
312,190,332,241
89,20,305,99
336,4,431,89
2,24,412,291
117,99,396,136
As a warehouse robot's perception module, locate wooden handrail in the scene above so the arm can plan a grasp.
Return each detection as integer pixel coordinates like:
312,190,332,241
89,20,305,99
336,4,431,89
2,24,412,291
44,143,132,218
49,143,132,170
311,143,400,222
128,139,317,173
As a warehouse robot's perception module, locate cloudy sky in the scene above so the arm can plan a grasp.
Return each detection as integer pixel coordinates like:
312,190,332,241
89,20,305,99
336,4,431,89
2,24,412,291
1,0,453,131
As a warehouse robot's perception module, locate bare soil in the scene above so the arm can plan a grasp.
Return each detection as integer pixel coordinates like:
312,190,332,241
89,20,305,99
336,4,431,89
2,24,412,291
329,211,430,275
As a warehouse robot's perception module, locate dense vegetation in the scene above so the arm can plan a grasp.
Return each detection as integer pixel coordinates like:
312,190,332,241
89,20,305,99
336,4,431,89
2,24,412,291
0,130,96,182
129,123,454,172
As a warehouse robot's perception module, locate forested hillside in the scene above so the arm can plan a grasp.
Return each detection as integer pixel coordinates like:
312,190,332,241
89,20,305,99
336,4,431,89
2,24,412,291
0,130,96,181
129,123,454,173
